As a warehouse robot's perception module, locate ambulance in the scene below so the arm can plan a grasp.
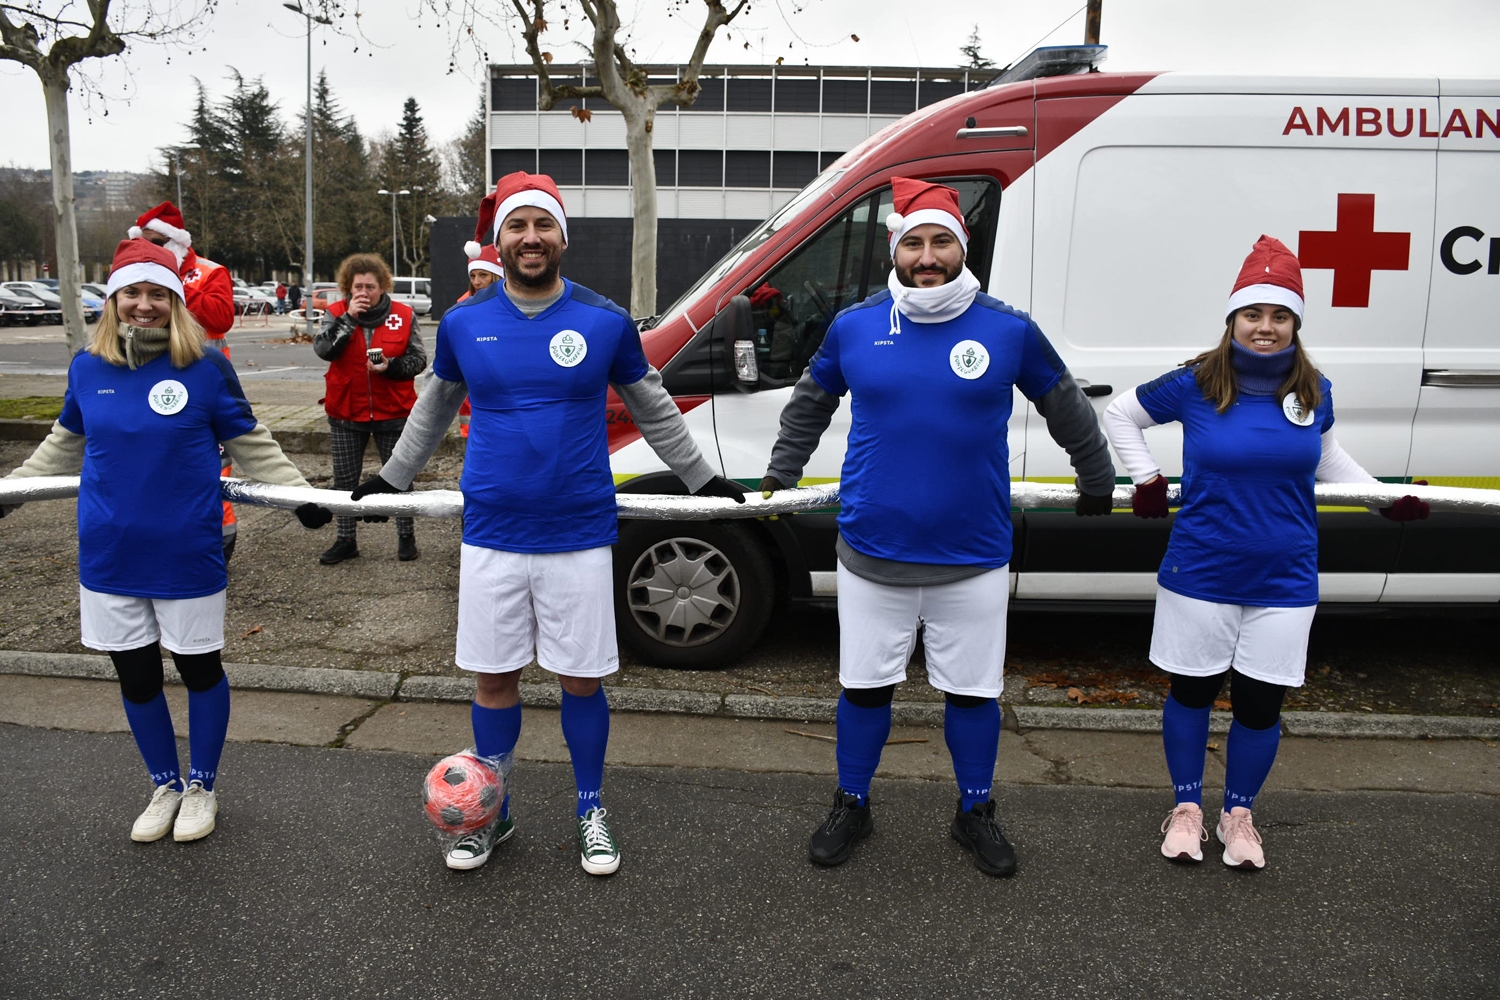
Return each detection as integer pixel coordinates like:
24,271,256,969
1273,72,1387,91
607,67,1500,668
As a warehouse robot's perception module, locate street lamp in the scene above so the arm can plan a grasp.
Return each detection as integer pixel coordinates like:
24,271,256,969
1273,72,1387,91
284,2,332,327
377,188,411,273
171,143,200,210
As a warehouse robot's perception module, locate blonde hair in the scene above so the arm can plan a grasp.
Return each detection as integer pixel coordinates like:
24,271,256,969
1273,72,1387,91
336,253,393,297
1186,317,1322,415
89,296,206,369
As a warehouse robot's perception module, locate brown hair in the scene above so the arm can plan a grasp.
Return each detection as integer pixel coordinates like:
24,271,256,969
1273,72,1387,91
1187,315,1322,415
336,253,393,297
89,296,205,369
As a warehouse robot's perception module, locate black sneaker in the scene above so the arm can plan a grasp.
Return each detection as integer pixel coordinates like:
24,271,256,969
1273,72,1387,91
808,789,873,867
951,799,1017,877
319,537,359,565
398,535,419,561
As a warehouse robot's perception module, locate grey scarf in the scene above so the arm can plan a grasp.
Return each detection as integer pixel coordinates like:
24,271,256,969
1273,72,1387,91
120,324,171,370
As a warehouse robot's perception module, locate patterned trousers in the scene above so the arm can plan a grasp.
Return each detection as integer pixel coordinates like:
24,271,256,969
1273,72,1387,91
328,417,414,540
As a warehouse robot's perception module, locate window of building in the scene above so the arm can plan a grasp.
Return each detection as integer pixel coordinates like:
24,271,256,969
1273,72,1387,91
870,80,916,116
822,78,867,114
774,77,821,113
539,149,583,185
654,149,677,186
681,77,724,112
547,76,584,111
820,151,844,171
585,149,629,185
581,74,615,112
726,77,772,112
492,77,537,112
917,78,965,108
725,151,770,187
492,149,538,177
678,150,723,186
772,151,818,188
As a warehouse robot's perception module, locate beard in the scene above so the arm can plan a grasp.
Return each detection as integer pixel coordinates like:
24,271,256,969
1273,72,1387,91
895,257,963,287
500,241,564,289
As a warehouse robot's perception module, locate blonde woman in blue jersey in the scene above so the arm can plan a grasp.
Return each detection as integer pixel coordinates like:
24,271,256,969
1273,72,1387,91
1103,236,1429,870
2,239,330,845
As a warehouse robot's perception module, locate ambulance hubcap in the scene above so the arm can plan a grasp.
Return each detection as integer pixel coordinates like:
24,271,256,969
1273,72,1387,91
626,537,741,647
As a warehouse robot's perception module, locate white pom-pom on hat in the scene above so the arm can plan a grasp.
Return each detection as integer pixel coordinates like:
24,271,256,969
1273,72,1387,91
885,212,904,234
464,240,483,260
127,226,143,239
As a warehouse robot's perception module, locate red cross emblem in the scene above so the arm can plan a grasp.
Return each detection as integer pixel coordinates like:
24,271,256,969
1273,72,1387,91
384,314,403,331
182,268,201,283
1297,193,1410,308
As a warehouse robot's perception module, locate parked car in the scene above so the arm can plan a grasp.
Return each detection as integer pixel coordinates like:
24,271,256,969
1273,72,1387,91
81,282,110,300
233,287,278,314
0,286,54,326
35,278,59,290
390,277,433,316
2,283,63,324
3,281,101,322
310,282,342,312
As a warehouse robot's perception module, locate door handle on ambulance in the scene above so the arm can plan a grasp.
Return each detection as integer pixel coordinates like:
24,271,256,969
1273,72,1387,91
955,126,1029,140
1422,369,1500,387
1079,383,1113,397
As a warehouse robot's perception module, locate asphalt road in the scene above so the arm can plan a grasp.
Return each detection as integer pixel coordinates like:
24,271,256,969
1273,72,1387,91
2,724,1494,999
0,317,324,380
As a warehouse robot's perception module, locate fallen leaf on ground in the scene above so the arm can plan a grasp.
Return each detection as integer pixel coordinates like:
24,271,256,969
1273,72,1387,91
1213,698,1232,711
240,625,263,638
1066,687,1084,702
1206,742,1220,751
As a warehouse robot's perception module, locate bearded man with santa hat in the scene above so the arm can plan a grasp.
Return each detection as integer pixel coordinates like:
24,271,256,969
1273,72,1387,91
352,172,746,876
759,177,1117,877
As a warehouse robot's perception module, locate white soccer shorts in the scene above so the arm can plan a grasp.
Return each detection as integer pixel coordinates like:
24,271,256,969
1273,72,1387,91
1149,586,1318,687
79,586,227,654
836,562,1010,698
456,543,619,678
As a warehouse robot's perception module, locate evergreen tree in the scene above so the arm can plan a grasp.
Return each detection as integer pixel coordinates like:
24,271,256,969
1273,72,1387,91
960,25,995,70
301,70,384,277
449,93,488,209
374,97,443,275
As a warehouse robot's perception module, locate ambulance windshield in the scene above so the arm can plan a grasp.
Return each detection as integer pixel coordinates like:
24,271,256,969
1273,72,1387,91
649,169,844,328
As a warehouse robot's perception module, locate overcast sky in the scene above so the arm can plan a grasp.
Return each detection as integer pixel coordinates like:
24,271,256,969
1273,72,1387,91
2,0,1497,175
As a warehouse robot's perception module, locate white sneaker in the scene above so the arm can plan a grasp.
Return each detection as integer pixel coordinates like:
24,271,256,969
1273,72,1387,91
1216,806,1266,870
578,807,621,876
131,782,183,843
173,781,218,842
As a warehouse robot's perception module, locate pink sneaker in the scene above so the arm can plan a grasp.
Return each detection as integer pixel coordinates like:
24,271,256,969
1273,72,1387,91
1216,807,1266,870
1160,803,1207,862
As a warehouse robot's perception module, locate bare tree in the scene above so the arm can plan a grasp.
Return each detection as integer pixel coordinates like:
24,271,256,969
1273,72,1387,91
0,2,216,351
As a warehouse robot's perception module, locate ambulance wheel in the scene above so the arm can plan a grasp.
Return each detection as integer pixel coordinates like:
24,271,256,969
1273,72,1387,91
615,521,774,669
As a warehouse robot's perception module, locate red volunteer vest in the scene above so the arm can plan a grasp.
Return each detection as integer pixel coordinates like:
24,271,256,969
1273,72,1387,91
180,250,235,339
322,298,419,422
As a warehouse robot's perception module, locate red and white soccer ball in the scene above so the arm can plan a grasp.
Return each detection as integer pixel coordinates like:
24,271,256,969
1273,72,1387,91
422,753,502,835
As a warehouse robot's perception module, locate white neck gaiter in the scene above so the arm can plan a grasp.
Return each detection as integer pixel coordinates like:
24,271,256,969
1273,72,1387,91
886,266,981,336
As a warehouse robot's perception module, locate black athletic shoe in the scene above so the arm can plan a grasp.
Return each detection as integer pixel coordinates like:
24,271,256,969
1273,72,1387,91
951,799,1018,877
319,537,359,565
398,535,419,561
808,789,873,867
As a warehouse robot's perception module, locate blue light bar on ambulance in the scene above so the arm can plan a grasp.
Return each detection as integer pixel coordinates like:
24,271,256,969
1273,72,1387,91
993,44,1108,86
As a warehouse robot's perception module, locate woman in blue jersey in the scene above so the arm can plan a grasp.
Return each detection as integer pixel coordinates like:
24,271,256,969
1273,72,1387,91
1103,236,1429,870
2,239,330,844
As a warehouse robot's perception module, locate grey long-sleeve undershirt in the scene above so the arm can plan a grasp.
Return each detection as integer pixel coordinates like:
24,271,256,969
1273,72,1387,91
377,366,715,493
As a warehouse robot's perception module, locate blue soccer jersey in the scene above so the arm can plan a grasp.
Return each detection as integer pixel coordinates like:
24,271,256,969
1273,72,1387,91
58,349,258,599
1135,367,1335,607
809,291,1065,567
432,279,649,553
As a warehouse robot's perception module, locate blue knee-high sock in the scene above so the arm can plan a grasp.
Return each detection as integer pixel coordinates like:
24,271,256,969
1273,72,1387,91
944,699,1001,812
835,694,891,806
1162,694,1211,806
186,676,231,791
1223,719,1281,813
559,689,609,816
122,692,180,789
472,702,522,819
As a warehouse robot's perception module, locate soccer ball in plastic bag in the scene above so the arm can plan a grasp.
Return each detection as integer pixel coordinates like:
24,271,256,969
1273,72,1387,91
422,753,503,835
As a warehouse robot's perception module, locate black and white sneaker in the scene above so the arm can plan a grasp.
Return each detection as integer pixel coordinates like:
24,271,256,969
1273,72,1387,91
445,813,515,871
808,789,873,867
951,799,1017,877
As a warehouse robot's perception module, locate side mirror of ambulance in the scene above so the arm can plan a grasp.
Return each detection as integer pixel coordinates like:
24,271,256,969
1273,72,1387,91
715,294,759,392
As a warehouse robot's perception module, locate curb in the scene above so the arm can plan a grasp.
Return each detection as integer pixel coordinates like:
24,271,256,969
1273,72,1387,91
3,649,1497,740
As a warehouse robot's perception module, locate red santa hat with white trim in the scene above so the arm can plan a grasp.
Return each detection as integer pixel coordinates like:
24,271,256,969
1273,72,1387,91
465,171,568,258
1226,235,1304,323
127,201,192,248
465,242,503,277
104,238,185,300
884,177,968,255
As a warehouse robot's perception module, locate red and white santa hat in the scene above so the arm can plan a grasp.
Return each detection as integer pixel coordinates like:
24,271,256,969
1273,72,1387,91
127,201,192,248
104,238,184,300
466,171,568,257
885,177,968,255
465,242,503,277
1226,235,1304,322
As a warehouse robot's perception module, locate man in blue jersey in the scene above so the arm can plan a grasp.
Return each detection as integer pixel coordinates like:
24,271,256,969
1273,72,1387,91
759,177,1117,875
352,173,744,875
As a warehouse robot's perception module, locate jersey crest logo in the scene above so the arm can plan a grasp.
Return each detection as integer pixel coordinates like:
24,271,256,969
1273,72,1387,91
949,340,990,380
384,314,403,331
549,330,588,368
148,379,190,416
1282,392,1316,426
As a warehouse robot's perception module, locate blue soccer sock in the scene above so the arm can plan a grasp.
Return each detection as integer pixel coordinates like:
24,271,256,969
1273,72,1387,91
122,692,181,789
472,702,523,819
1224,718,1281,813
1162,693,1211,806
560,688,609,816
186,675,231,791
944,698,1001,812
835,694,891,805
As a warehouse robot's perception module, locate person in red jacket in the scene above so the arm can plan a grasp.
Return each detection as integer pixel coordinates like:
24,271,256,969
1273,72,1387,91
129,201,241,557
313,253,428,564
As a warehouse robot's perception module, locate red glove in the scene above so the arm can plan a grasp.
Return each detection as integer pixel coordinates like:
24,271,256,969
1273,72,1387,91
1132,476,1170,519
1380,481,1430,522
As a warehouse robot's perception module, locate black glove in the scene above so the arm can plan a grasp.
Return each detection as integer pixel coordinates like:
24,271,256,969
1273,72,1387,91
693,475,747,503
294,502,332,529
758,475,787,498
1074,490,1114,517
350,474,403,523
